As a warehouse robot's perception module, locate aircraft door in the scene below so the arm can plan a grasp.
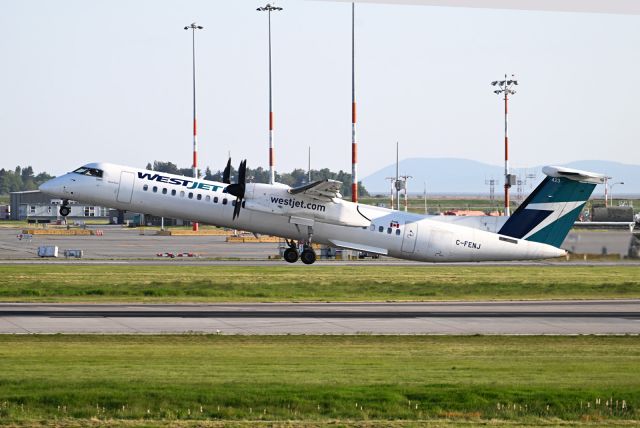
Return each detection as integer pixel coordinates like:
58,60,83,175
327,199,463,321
429,229,453,259
116,171,135,203
401,221,419,253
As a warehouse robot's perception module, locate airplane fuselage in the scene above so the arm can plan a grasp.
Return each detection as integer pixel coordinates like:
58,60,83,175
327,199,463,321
39,162,566,262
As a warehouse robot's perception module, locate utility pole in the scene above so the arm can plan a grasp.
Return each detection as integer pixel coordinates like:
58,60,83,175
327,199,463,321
394,142,403,211
308,146,311,184
385,177,395,209
257,3,283,185
491,74,518,216
184,22,203,231
423,181,427,215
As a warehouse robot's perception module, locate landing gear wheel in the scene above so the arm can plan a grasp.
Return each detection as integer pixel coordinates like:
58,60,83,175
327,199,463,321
59,205,70,217
283,247,299,263
300,248,317,265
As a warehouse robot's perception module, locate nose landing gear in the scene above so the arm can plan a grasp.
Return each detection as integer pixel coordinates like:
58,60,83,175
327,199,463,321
59,200,70,217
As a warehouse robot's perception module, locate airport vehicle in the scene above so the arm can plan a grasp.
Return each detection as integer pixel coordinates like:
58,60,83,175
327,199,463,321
39,161,604,264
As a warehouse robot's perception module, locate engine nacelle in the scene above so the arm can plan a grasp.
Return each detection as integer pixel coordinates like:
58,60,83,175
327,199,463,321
245,183,369,228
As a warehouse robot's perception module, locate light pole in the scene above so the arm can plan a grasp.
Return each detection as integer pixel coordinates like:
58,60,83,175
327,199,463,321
257,3,283,185
610,181,624,205
184,22,203,232
351,2,358,203
491,74,518,216
400,175,413,212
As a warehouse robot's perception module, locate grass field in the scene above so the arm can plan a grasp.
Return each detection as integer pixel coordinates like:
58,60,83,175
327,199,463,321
0,335,637,426
1,265,639,302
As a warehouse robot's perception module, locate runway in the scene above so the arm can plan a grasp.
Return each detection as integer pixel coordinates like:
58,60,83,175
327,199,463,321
1,301,639,335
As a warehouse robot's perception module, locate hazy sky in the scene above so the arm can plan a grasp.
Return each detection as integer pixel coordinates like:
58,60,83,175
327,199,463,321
2,0,640,177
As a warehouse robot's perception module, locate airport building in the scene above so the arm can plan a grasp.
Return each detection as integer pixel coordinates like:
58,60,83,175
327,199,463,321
9,190,186,226
9,190,110,222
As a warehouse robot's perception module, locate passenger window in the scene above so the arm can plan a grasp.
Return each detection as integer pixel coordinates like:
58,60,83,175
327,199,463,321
188,192,193,199
143,184,148,191
180,191,185,197
162,188,167,195
152,186,158,193
197,194,202,201
387,228,392,234
378,226,384,232
171,189,176,196
370,224,375,231
396,229,401,236
222,198,228,205
214,196,219,203
205,195,210,202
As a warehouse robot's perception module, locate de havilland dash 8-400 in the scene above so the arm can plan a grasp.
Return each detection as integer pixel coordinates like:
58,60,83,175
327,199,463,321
39,160,605,264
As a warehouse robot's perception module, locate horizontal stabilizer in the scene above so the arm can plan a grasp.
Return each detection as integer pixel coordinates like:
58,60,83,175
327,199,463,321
542,166,606,184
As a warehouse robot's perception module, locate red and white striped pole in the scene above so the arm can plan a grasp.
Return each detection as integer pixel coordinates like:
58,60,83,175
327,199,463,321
185,22,203,231
351,2,358,203
504,89,510,216
258,4,282,185
491,75,517,216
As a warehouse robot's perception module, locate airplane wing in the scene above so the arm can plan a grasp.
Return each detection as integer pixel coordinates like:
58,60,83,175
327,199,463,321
288,179,343,201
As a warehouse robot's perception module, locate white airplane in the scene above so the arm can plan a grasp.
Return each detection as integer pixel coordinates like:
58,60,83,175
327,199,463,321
39,160,604,264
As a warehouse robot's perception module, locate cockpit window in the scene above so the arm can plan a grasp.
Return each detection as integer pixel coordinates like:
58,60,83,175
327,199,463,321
73,167,103,178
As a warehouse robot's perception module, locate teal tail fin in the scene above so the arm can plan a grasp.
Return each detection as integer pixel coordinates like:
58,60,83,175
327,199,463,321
499,166,605,248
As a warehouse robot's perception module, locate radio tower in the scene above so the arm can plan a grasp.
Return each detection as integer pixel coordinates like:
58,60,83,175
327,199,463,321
485,178,497,202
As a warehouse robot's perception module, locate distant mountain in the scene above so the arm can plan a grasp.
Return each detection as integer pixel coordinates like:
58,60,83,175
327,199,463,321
361,158,640,195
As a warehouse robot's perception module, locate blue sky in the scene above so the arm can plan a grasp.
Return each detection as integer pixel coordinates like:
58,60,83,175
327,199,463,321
1,0,639,177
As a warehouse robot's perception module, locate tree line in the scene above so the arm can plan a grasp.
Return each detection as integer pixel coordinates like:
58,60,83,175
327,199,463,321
146,161,369,198
0,166,54,194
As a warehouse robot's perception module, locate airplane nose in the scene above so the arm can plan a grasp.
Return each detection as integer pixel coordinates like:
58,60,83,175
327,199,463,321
39,178,61,196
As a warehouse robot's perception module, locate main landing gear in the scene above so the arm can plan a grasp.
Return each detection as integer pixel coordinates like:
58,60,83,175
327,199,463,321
283,239,317,265
59,200,70,217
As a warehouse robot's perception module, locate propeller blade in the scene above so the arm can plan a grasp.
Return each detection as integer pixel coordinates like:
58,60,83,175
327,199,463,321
222,158,231,184
226,159,247,220
232,200,242,219
238,159,246,186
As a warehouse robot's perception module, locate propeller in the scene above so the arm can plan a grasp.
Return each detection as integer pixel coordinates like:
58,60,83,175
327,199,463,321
225,159,246,220
222,158,232,184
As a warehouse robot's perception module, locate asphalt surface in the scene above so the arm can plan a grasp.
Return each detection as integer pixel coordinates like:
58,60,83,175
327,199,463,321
2,301,639,334
0,226,635,262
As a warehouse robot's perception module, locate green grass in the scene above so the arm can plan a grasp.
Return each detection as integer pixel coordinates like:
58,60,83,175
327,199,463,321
0,335,637,426
1,265,639,303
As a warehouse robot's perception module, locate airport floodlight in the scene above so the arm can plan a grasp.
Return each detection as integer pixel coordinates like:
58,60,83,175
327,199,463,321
257,4,283,12
491,74,519,216
184,21,204,231
258,3,283,185
184,23,204,31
